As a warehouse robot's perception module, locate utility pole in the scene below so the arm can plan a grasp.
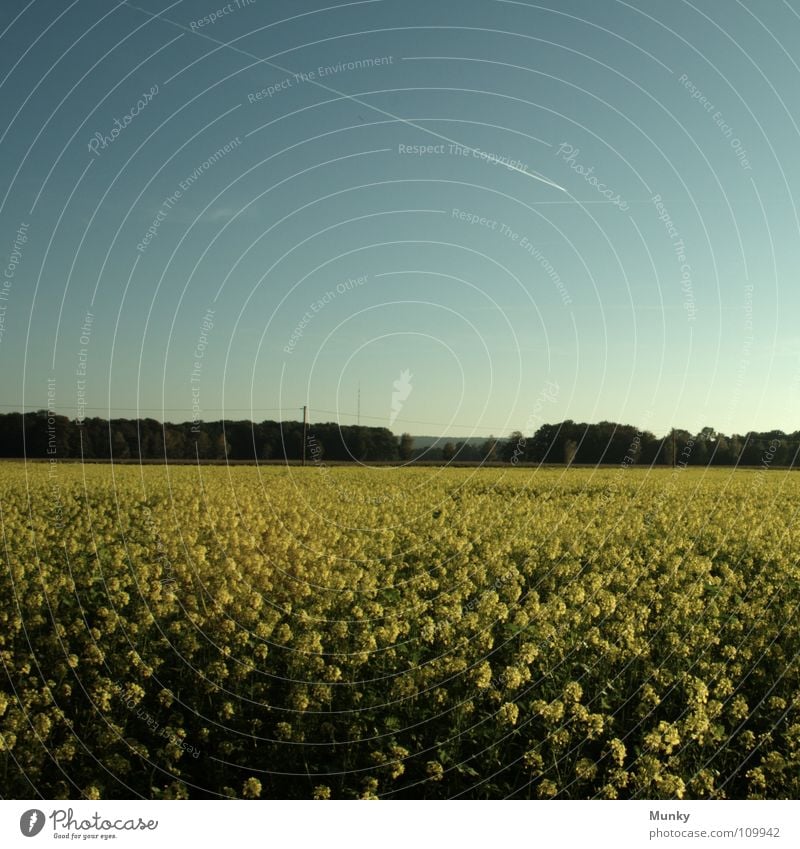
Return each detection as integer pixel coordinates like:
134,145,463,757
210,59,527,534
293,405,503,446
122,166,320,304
357,381,361,426
302,405,308,466
672,428,676,468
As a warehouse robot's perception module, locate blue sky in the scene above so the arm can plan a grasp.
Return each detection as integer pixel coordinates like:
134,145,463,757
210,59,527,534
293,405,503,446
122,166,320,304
1,0,799,437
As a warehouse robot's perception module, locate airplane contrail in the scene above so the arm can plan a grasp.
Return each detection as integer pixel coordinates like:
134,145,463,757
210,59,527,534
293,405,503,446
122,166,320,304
121,1,567,194
505,162,567,191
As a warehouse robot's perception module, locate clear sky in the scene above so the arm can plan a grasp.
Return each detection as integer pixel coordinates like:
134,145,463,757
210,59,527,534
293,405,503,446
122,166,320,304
1,0,799,438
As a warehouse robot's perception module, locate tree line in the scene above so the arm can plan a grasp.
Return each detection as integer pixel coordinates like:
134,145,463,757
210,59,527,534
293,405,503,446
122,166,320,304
0,413,397,461
441,421,798,467
0,411,797,466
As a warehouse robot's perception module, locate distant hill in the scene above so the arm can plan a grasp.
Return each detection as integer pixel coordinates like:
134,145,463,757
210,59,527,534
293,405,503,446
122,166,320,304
407,435,489,448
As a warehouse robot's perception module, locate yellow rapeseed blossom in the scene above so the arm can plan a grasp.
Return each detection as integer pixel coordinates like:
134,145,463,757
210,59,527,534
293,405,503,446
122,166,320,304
0,463,797,800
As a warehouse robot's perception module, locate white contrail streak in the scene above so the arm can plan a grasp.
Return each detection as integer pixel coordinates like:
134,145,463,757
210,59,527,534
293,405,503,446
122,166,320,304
121,1,567,194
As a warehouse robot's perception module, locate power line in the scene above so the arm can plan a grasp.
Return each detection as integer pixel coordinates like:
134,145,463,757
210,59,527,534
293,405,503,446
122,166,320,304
2,402,527,435
0,403,295,413
308,407,512,432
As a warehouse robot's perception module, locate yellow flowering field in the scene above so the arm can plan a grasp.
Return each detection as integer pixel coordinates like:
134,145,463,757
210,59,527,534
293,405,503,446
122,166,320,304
1,462,799,799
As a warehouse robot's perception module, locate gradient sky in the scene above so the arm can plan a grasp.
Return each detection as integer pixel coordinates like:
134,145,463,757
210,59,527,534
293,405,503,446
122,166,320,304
1,0,799,438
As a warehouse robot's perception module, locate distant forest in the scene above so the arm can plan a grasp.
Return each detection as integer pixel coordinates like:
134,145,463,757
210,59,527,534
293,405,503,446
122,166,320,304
1,411,798,467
